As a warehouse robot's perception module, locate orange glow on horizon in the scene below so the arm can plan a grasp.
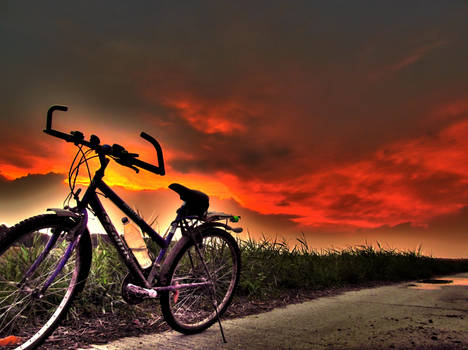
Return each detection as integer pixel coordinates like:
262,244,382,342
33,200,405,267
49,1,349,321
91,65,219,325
1,109,467,235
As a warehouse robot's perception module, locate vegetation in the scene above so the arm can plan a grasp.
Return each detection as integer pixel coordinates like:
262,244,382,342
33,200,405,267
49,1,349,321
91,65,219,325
72,235,468,319
4,234,468,324
237,237,468,298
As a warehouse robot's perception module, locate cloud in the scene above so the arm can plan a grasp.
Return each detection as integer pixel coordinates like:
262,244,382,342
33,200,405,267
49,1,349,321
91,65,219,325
4,117,464,240
0,173,68,224
161,98,247,135
209,118,468,232
1,1,468,257
0,129,55,170
389,41,445,73
368,40,446,82
3,2,466,185
348,206,468,258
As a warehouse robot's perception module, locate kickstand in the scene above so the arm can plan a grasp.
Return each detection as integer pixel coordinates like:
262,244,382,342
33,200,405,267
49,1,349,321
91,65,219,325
194,243,227,343
213,299,227,343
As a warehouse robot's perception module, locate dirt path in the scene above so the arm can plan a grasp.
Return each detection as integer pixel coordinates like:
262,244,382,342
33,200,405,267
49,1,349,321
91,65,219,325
80,273,468,350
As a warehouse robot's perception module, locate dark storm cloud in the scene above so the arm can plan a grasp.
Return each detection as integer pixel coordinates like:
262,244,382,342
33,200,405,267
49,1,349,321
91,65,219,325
0,172,68,224
328,194,383,217
0,148,33,169
2,1,468,256
276,193,312,207
208,196,303,238
0,128,55,169
407,171,468,203
3,1,468,171
349,206,468,257
429,205,468,232
170,135,294,181
136,0,468,183
0,172,63,197
361,204,468,236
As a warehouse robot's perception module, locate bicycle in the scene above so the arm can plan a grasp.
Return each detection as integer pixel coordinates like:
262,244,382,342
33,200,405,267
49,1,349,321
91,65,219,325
0,105,242,349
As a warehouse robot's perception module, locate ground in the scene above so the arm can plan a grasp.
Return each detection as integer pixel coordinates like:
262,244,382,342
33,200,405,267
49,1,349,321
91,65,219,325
39,283,381,350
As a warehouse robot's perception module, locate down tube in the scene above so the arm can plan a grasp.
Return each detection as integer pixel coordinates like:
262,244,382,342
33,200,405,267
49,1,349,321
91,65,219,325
88,191,150,288
97,181,167,248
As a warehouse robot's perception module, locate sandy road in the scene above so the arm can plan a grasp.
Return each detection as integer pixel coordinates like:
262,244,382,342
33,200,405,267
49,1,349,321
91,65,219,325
82,273,468,349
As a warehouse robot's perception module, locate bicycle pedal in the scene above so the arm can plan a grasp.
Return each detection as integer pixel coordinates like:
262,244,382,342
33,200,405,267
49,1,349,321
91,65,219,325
125,283,158,299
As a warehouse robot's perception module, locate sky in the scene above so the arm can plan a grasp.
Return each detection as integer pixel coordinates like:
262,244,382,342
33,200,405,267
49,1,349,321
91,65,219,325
1,1,468,257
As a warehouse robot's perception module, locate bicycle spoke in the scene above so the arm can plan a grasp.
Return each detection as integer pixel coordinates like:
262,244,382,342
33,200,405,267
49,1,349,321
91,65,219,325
0,215,87,349
0,297,33,334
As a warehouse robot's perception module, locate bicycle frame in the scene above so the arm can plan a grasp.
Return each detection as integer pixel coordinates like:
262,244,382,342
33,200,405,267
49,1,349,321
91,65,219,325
77,153,180,289
27,154,177,296
29,105,241,298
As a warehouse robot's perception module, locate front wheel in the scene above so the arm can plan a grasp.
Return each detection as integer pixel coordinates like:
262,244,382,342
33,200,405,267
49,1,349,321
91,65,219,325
159,227,241,334
0,214,92,350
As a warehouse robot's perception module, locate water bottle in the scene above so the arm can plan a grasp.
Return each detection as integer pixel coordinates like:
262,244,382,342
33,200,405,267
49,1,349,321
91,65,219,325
121,217,152,269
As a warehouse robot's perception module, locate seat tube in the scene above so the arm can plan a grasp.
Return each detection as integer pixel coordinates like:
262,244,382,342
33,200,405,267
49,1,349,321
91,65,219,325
156,221,178,264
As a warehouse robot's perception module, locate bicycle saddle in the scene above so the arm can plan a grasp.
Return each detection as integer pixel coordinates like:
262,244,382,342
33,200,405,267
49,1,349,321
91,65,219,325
169,183,209,217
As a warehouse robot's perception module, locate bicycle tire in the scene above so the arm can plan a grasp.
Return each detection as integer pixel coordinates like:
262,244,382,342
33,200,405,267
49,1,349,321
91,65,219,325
0,214,92,350
159,226,241,334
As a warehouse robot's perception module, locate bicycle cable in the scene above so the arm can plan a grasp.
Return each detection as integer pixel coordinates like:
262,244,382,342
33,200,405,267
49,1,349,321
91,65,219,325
63,146,99,208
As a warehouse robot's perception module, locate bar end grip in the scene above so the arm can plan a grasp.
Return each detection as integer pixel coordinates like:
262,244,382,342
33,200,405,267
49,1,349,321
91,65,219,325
46,105,68,130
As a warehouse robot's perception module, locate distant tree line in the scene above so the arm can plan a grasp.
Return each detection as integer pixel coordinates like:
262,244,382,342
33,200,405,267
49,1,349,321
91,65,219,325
2,226,112,248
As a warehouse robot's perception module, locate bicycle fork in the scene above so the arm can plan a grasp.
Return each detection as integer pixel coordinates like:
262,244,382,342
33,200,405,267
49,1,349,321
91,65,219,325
19,210,88,298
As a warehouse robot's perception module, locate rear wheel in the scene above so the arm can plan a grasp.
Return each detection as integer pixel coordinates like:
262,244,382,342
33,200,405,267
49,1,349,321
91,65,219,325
160,227,241,334
0,214,91,349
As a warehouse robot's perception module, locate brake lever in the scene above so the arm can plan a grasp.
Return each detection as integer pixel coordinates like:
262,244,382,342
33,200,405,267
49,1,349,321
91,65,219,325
127,164,140,173
114,158,140,173
70,131,84,145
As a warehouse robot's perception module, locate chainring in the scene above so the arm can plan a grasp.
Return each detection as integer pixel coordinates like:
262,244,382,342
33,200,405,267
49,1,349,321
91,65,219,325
121,272,145,305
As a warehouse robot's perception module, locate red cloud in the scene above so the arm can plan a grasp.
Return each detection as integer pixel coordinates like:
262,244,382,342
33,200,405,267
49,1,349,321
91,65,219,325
1,97,466,239
216,118,468,231
369,40,445,81
389,40,445,72
162,98,247,135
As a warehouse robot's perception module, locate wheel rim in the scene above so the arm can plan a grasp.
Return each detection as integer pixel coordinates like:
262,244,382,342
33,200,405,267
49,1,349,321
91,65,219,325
0,224,79,349
168,233,238,328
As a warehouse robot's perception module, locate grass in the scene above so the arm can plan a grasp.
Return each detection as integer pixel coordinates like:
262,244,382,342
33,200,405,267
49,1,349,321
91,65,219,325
3,233,468,324
74,235,468,319
237,237,468,298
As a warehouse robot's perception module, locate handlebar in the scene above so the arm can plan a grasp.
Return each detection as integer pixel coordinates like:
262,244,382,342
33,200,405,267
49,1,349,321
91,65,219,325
44,105,165,176
47,105,68,130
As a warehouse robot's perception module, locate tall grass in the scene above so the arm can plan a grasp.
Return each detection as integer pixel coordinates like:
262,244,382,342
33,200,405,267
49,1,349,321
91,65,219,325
75,235,468,316
237,236,468,297
4,233,468,322
239,238,468,298
73,235,165,319
76,236,127,317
